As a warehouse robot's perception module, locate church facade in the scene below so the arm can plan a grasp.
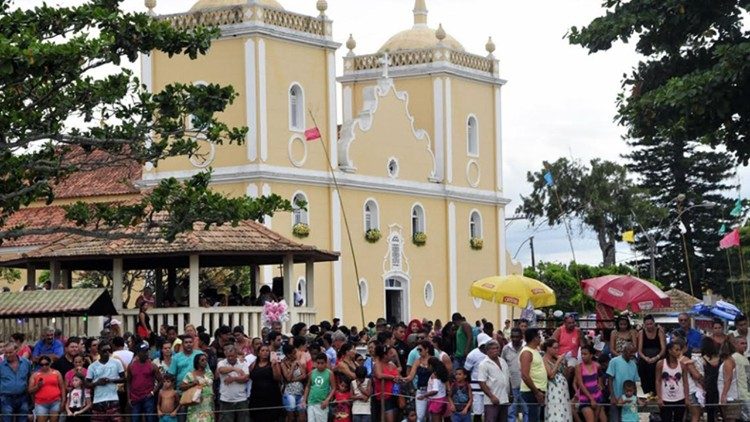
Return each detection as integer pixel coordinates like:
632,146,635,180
143,0,516,325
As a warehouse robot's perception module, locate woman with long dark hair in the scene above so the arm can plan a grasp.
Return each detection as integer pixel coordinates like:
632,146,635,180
701,336,721,422
372,344,400,422
610,315,638,357
655,340,688,422
718,340,740,422
542,339,571,422
402,340,435,422
182,354,213,422
248,344,283,421
638,315,666,396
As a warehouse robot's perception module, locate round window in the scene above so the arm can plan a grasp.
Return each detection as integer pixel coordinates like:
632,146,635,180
424,281,434,307
387,158,399,178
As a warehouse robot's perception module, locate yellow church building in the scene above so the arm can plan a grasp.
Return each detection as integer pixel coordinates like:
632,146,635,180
142,0,517,326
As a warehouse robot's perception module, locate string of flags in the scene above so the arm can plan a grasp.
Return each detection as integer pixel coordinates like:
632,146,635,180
719,197,743,250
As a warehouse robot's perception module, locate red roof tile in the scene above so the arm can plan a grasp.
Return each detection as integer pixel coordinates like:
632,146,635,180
1,206,70,248
52,149,142,199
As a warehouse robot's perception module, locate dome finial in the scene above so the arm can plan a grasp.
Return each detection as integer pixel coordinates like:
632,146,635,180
346,34,357,55
485,36,496,56
145,0,156,15
413,0,428,27
436,23,446,42
316,0,328,17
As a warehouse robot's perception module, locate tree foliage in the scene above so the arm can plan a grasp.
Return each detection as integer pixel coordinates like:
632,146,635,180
0,0,292,243
518,158,652,266
568,0,750,163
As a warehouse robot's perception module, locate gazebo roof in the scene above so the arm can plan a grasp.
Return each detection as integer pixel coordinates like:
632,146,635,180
656,289,702,314
0,219,338,271
0,288,117,318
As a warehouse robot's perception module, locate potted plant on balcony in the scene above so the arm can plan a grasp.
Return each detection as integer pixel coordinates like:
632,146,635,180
292,223,310,238
365,228,381,243
412,232,427,246
470,237,483,250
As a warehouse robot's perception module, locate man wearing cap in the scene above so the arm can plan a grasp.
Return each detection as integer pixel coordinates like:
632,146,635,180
127,342,162,422
503,328,528,422
465,334,490,422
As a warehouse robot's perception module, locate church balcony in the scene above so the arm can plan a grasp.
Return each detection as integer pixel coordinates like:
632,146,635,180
159,4,332,39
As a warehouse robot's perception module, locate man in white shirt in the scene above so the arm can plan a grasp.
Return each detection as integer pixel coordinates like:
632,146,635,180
465,335,490,421
216,345,250,422
730,315,750,357
112,337,133,369
502,328,528,422
478,340,511,422
243,350,258,397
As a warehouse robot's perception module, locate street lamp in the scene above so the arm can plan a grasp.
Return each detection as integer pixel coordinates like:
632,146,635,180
631,196,715,295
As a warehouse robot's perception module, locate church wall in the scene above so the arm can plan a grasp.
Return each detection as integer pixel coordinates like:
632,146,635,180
448,78,497,191
263,38,331,172
151,37,249,172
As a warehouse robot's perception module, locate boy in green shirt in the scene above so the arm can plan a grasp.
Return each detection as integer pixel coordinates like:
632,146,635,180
303,353,336,422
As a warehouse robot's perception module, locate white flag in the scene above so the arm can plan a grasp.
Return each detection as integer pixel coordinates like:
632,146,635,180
679,221,688,234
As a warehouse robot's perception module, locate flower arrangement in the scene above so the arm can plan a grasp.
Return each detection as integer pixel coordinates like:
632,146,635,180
470,237,484,250
365,228,382,243
292,223,310,238
413,232,427,246
261,300,290,327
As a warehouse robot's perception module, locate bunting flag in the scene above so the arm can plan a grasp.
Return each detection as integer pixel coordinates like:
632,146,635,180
304,127,321,141
719,228,741,249
730,198,743,217
679,221,688,234
543,171,554,187
719,224,727,235
622,230,635,243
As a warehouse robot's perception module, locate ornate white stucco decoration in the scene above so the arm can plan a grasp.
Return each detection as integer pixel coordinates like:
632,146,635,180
382,224,410,278
337,78,439,182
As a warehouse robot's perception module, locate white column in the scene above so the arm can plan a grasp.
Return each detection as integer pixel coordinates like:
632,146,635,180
432,78,445,181
343,86,353,122
444,77,453,183
112,259,124,311
494,86,503,191
498,207,507,276
61,269,71,289
49,261,60,289
331,189,343,319
305,260,315,307
261,184,274,285
245,39,257,161
140,53,153,93
448,202,457,314
327,50,338,168
258,39,268,162
189,255,200,326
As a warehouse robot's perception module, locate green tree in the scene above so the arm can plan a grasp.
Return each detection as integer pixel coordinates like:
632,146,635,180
568,0,750,163
518,158,650,266
0,0,292,243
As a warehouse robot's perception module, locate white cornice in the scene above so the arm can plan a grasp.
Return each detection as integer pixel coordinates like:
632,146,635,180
339,62,507,86
219,22,341,50
139,164,511,206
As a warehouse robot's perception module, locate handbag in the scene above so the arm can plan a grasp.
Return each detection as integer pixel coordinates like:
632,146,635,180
179,385,202,407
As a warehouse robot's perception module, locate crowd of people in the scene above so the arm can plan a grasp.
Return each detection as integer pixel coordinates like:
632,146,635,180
2,311,750,422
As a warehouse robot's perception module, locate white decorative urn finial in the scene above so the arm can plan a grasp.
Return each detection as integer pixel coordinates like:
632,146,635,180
485,36,496,56
436,23,446,42
145,0,156,15
346,34,357,55
316,0,328,17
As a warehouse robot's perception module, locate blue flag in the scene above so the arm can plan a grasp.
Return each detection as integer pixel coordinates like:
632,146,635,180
730,198,743,217
544,171,554,187
719,224,727,235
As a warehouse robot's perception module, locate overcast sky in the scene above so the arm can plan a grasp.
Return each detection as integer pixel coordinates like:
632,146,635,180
25,0,750,267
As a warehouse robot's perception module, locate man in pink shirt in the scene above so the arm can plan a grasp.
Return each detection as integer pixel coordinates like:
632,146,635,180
552,315,582,368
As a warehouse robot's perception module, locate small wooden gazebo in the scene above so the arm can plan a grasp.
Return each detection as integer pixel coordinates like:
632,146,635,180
0,219,338,337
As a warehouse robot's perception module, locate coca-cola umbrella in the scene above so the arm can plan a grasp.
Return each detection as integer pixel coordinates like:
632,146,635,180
581,275,671,312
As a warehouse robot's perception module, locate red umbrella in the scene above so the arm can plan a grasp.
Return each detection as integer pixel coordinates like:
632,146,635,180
581,275,671,312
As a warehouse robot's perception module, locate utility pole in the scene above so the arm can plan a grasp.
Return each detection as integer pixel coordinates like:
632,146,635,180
529,236,536,270
649,238,656,280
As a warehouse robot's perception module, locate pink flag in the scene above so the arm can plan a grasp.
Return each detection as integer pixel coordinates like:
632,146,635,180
719,229,741,249
304,127,321,141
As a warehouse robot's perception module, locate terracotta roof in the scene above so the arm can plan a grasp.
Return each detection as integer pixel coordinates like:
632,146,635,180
52,149,142,199
0,217,338,268
657,289,702,314
1,206,70,248
0,288,117,318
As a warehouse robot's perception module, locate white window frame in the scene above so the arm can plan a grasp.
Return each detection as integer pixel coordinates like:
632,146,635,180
411,203,426,236
469,209,483,239
387,157,399,178
359,278,369,305
364,198,380,232
292,192,309,226
424,281,435,307
467,114,479,157
289,83,305,132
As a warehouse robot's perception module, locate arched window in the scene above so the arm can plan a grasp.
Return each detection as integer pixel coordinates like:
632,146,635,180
364,199,380,232
289,84,304,131
292,192,309,226
411,204,425,236
470,210,483,238
467,115,479,156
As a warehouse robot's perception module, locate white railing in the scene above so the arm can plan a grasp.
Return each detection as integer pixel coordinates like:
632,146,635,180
0,316,93,340
120,306,317,338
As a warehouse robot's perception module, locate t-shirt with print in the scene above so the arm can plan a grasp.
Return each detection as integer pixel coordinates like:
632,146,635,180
620,395,639,422
86,359,124,404
67,388,90,409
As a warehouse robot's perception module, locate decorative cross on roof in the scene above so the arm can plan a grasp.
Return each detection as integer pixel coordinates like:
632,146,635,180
379,52,390,79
